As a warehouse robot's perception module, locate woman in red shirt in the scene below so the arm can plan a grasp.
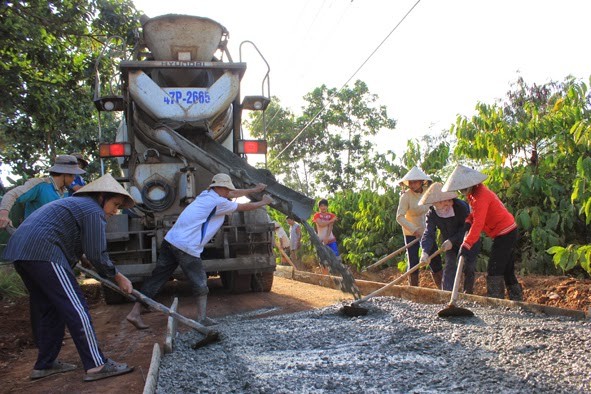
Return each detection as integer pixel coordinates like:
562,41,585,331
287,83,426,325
442,165,523,300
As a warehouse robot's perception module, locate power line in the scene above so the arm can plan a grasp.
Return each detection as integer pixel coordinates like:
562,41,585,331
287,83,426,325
269,0,422,164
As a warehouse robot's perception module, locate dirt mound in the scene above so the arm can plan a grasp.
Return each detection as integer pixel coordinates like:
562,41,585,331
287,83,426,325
352,267,591,312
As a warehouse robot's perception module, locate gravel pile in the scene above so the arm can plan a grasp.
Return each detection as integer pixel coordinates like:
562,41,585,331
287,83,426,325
157,298,591,393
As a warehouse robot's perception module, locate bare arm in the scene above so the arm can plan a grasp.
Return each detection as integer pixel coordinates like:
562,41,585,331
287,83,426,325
228,183,266,199
236,194,273,212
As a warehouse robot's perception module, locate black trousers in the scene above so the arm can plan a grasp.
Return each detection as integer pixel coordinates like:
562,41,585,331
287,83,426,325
488,229,519,286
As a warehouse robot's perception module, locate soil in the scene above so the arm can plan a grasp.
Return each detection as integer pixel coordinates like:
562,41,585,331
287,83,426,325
1,270,590,394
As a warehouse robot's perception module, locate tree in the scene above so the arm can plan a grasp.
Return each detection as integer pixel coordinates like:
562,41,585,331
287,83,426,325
248,80,398,195
452,75,591,275
0,0,139,180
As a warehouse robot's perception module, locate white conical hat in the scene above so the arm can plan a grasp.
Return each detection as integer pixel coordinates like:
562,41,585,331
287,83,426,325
419,182,458,205
441,165,488,192
74,173,135,208
398,166,432,186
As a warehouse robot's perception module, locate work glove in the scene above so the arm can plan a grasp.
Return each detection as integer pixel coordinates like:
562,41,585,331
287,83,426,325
419,252,429,264
441,240,452,251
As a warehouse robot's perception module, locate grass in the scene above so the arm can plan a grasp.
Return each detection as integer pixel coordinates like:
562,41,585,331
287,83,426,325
0,265,26,300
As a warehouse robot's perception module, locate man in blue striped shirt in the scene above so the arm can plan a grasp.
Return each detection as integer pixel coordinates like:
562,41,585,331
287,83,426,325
126,173,273,330
3,173,136,382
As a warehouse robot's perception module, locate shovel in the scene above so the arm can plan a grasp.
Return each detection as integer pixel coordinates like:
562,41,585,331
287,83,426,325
363,237,420,272
341,248,444,317
275,240,297,269
77,265,220,348
437,256,474,318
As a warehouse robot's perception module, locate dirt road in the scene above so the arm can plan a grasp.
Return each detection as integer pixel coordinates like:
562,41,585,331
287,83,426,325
0,276,353,394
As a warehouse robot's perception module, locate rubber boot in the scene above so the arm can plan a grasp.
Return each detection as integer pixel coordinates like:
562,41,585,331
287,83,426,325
196,295,218,327
430,270,443,289
486,276,505,299
463,274,475,295
507,282,523,301
408,271,419,287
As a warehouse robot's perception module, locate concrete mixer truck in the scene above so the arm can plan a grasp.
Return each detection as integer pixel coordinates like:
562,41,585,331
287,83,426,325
92,14,315,302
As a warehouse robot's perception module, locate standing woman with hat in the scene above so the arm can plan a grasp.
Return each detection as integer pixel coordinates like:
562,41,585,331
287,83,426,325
0,154,86,229
396,166,443,287
126,173,273,330
2,173,136,381
419,182,481,292
442,165,523,300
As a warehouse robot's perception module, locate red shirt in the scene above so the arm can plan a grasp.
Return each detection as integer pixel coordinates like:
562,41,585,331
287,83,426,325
462,184,516,250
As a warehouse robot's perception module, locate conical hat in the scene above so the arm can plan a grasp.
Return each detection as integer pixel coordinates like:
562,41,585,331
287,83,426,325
419,182,457,205
398,166,432,186
441,165,488,192
74,173,135,208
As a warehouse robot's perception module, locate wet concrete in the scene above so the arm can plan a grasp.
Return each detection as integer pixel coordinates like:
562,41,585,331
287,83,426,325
157,297,591,393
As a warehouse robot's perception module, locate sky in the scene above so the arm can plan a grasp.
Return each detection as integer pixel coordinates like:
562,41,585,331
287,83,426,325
132,0,591,159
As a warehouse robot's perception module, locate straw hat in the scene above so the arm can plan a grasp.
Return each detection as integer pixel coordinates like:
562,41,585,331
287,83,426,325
48,155,86,175
419,182,457,205
441,165,488,192
208,173,236,191
71,152,89,168
398,166,432,186
74,173,135,208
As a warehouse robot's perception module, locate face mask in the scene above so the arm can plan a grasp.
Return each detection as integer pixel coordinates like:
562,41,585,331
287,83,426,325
435,204,455,218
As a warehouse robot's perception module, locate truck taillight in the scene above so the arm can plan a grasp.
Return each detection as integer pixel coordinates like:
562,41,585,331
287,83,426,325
237,140,267,154
99,143,132,158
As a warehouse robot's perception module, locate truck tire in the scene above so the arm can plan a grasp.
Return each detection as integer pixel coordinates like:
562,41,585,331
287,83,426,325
101,284,129,305
221,271,252,293
251,272,274,292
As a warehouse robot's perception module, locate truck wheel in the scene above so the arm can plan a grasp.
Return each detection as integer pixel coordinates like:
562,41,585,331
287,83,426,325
221,271,252,293
101,284,129,305
251,272,273,292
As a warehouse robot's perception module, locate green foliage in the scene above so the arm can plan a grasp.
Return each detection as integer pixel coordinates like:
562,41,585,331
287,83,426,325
0,0,140,179
452,75,591,276
312,189,404,271
248,81,398,195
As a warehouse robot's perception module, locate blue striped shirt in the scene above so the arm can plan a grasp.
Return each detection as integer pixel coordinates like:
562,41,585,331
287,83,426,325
2,196,117,278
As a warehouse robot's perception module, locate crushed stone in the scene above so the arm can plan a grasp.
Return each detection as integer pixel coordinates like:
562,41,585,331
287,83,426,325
158,297,591,393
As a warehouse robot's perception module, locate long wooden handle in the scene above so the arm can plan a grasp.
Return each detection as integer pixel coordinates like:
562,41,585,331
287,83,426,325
449,256,465,306
275,240,296,268
77,265,214,336
364,237,420,272
353,248,444,306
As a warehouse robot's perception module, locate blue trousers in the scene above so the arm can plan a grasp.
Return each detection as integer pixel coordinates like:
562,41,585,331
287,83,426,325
14,260,106,371
141,240,209,298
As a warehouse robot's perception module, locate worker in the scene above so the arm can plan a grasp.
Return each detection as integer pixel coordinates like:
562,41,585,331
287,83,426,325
2,173,135,381
0,154,86,348
0,154,86,229
419,182,481,292
396,166,443,287
67,152,89,195
273,221,291,265
286,216,302,269
442,164,523,300
126,173,273,329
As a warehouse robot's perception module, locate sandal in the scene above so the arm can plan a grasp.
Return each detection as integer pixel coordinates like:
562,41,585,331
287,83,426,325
83,358,134,382
30,360,77,380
